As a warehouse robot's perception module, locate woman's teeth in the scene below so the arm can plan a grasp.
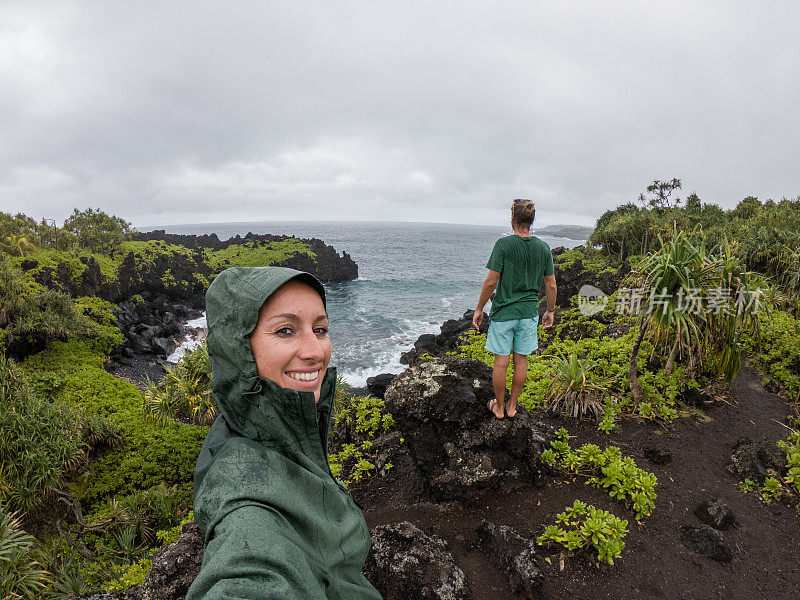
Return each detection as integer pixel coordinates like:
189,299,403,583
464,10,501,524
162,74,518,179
288,371,318,382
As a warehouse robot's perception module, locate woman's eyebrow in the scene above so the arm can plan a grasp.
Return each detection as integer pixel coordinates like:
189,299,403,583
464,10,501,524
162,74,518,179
266,313,328,322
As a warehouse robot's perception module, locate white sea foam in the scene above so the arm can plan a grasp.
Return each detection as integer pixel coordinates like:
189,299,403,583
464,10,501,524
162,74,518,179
166,313,208,364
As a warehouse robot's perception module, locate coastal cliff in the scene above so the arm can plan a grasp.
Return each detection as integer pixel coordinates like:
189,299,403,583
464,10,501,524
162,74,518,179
135,230,358,283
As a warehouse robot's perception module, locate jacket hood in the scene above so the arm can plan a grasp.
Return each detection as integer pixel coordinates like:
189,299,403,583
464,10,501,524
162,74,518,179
205,266,331,440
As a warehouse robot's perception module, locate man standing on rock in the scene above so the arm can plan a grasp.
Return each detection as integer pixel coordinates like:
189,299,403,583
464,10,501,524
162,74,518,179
473,199,557,419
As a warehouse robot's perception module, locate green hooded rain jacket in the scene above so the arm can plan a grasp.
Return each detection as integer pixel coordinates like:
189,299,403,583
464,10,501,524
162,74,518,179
186,267,382,600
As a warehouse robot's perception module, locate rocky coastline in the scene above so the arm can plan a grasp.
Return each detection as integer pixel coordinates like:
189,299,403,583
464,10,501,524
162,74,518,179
136,230,359,283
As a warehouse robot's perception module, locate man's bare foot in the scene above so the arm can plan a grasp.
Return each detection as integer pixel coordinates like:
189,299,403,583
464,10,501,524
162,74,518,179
506,401,517,419
487,398,505,419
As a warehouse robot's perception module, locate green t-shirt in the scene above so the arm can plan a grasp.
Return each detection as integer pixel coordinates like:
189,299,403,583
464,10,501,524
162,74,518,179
486,234,554,322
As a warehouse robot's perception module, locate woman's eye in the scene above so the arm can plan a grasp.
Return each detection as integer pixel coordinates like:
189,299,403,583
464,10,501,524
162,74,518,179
315,327,329,336
275,327,293,336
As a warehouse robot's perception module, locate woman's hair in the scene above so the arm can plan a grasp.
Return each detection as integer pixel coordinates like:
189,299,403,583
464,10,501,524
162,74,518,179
511,198,535,228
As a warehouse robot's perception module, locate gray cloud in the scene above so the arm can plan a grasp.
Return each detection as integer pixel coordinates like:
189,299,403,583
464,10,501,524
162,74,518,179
0,1,798,228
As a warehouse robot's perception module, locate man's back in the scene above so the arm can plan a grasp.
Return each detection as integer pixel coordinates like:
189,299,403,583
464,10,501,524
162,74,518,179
486,234,554,322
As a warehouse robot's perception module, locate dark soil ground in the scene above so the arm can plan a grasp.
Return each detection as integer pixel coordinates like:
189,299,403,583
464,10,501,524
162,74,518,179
356,362,800,600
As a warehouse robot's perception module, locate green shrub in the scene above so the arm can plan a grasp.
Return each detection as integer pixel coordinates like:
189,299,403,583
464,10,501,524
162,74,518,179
542,428,657,520
0,357,88,514
778,432,800,496
743,308,800,403
329,392,395,485
144,341,216,425
537,499,628,565
545,351,610,419
21,340,206,506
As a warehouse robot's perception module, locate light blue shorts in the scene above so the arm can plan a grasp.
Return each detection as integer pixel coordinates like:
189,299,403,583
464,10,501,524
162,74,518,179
485,317,539,356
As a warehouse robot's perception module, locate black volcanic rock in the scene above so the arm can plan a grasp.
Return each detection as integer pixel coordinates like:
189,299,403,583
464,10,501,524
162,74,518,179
550,245,628,309
402,310,488,364
680,525,733,562
367,373,396,399
694,498,736,531
364,522,468,600
728,437,786,485
476,520,543,598
384,356,554,501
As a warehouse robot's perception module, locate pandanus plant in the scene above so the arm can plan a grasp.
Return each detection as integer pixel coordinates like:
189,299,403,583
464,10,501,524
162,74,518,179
144,341,217,425
546,351,611,420
629,230,753,405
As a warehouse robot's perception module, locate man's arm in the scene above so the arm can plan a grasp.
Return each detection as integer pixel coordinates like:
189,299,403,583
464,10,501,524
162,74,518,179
542,274,557,328
473,270,500,329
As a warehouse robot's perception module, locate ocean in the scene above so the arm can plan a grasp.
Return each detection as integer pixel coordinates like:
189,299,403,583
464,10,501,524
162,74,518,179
142,221,583,387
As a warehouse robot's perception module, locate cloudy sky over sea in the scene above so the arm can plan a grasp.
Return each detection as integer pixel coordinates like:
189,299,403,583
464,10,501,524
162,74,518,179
2,2,798,228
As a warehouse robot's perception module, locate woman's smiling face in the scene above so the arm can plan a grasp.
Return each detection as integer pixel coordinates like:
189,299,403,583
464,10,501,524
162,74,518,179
249,279,331,402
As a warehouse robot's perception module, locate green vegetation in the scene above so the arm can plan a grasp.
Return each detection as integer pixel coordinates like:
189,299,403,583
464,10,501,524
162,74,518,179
329,389,395,485
458,313,687,433
543,428,657,520
63,208,137,255
205,238,315,269
144,341,216,425
0,506,49,599
537,499,628,565
545,351,610,419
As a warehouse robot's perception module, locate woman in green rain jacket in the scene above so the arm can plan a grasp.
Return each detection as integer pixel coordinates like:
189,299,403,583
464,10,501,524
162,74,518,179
186,266,382,600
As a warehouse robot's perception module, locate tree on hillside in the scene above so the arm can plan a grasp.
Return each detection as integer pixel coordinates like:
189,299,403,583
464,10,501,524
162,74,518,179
63,208,136,254
638,178,682,210
0,213,40,245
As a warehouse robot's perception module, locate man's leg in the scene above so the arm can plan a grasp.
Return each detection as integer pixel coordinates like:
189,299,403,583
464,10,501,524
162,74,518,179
506,352,527,418
491,353,510,418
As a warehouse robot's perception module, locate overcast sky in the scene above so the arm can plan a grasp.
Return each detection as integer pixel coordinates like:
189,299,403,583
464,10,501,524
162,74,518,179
1,2,798,229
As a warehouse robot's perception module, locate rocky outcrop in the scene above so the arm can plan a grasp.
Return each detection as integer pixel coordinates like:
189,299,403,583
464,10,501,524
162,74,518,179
401,310,489,365
113,292,203,359
550,245,629,309
694,498,736,531
135,521,204,600
728,436,786,485
476,520,543,598
384,356,554,501
136,230,358,283
366,373,397,399
83,522,204,600
363,522,469,600
680,524,733,562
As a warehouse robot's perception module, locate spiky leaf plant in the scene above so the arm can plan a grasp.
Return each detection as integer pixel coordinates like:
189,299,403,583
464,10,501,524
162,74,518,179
545,352,610,419
144,341,216,425
0,505,49,599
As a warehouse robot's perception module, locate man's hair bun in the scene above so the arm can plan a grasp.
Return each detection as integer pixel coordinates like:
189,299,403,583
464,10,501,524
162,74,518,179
511,199,535,227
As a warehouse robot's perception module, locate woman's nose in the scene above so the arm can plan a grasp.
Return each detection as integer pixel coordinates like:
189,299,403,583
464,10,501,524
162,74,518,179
298,329,326,361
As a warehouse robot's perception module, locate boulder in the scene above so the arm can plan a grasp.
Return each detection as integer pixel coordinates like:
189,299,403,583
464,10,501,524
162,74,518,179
151,337,175,357
363,522,468,600
694,498,736,531
476,520,543,598
366,373,397,399
680,525,733,563
134,521,204,600
551,246,628,309
384,356,554,501
728,436,786,485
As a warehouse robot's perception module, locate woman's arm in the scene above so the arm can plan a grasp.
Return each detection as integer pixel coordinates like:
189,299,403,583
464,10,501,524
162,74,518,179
187,504,325,600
